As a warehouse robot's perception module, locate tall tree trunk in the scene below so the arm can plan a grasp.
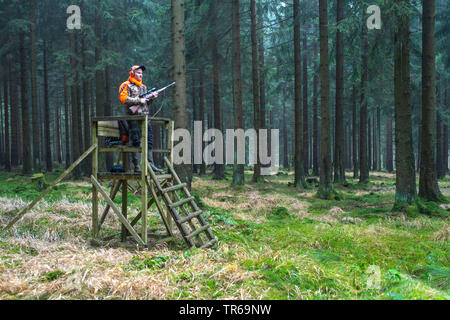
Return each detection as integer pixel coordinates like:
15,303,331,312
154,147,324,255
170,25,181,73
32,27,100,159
10,63,19,168
250,0,261,182
212,0,224,180
82,33,91,175
258,4,266,133
43,40,52,172
64,74,71,168
70,32,81,179
334,0,346,184
104,62,114,172
377,106,381,171
394,0,417,208
20,33,32,174
3,58,11,171
313,38,319,177
191,74,198,174
54,84,62,164
303,21,309,175
231,0,245,186
30,0,40,172
443,83,448,176
95,2,104,172
352,78,358,178
318,0,333,198
419,0,441,200
199,69,206,175
359,24,369,183
283,100,289,169
172,0,192,189
368,113,372,170
386,112,394,172
294,0,306,187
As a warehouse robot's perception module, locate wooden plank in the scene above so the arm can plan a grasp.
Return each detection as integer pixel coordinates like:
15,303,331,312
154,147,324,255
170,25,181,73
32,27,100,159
178,210,203,224
98,127,120,138
169,196,194,208
92,122,99,238
121,179,128,242
162,183,187,194
91,175,145,246
151,149,171,154
1,144,98,234
99,147,141,153
186,224,210,240
93,116,171,123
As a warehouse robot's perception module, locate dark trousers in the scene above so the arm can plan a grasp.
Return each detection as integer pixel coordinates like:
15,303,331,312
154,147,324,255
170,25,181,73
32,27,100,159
127,119,153,150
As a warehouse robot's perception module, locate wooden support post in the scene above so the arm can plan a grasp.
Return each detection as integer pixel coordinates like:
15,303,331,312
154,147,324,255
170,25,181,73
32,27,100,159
141,117,148,244
121,152,129,241
166,120,174,164
92,122,99,238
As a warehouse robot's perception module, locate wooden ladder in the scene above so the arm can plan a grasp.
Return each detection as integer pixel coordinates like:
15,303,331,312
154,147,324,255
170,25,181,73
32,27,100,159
146,157,218,249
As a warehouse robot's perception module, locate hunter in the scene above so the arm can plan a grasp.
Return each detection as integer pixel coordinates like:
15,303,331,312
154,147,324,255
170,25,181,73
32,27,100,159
119,65,163,173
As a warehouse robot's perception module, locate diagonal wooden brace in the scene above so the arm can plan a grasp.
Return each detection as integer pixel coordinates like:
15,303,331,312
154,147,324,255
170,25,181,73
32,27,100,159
1,144,98,234
91,175,145,246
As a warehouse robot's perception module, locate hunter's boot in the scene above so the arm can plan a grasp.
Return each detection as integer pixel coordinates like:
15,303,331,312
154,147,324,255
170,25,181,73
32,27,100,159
148,151,163,174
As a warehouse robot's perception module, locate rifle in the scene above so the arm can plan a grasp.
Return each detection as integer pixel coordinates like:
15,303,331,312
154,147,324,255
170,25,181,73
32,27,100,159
130,82,176,114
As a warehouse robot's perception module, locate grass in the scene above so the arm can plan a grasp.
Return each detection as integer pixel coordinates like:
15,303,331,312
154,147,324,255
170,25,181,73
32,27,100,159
0,169,448,300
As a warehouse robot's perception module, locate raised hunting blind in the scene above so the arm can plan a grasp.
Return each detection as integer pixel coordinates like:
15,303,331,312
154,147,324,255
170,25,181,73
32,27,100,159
1,116,217,249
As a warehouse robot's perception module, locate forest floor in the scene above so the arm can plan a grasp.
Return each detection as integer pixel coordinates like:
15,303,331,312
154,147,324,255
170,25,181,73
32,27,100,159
0,168,448,300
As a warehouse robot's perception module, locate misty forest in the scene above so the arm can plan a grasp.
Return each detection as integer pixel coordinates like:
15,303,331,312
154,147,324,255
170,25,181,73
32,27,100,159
0,0,448,300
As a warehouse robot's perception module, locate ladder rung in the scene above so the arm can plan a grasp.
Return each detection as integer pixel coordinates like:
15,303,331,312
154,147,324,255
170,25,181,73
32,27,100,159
169,196,194,208
156,174,172,180
199,237,218,249
162,183,187,194
178,210,203,224
186,224,210,240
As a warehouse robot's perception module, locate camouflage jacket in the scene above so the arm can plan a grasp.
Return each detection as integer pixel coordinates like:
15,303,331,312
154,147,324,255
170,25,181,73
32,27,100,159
119,78,153,115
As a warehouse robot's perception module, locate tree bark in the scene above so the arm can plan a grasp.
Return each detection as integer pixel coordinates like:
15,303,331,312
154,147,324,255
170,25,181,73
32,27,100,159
334,0,346,184
212,0,224,180
20,33,32,174
43,40,52,172
394,0,417,208
318,0,333,198
30,0,40,172
64,74,71,168
313,38,319,177
386,112,393,172
172,0,192,189
82,33,91,175
250,0,261,182
3,57,11,170
303,20,309,175
419,0,442,200
352,77,358,178
294,0,306,187
199,69,206,175
359,24,369,183
10,63,19,167
231,0,245,186
70,32,81,179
